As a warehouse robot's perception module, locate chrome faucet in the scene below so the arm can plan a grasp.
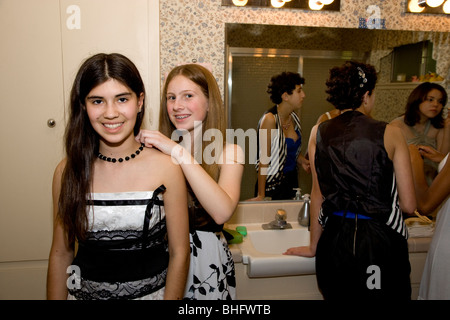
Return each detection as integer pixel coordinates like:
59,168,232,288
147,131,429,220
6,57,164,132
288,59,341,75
262,209,292,230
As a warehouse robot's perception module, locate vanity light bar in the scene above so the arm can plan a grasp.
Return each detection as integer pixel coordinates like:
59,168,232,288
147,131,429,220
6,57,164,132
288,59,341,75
407,0,450,14
223,0,340,11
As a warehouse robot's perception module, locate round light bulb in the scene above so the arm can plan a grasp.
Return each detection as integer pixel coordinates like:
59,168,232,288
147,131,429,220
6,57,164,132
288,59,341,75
309,0,324,10
426,0,444,7
409,0,426,12
232,0,248,6
271,0,286,8
444,0,450,13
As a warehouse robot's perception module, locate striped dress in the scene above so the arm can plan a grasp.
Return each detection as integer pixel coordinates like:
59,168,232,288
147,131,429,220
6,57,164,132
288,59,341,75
255,105,302,192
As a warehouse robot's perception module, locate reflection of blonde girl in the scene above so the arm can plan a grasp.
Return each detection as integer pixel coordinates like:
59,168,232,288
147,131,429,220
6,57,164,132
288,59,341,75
47,53,190,300
390,82,449,184
136,64,244,299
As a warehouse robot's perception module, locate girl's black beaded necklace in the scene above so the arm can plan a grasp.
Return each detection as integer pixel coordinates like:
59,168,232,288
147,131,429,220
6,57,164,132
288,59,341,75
97,143,144,163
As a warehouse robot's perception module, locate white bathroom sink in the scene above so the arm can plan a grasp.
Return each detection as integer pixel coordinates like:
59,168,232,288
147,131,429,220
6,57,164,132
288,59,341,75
230,222,316,278
248,227,310,254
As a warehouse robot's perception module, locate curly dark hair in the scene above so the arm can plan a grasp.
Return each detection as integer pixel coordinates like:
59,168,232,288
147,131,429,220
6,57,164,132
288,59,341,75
267,71,305,104
403,82,447,129
325,61,377,110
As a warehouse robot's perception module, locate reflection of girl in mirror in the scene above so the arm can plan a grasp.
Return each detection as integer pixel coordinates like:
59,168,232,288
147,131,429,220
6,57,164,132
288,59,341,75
136,64,244,300
47,53,190,300
249,71,309,201
285,61,416,300
390,82,449,185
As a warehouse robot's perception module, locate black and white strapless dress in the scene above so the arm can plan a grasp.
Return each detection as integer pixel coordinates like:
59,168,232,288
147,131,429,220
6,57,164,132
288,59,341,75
67,186,168,300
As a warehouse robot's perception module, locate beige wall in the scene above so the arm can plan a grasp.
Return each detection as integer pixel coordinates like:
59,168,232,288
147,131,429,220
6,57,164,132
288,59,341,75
0,0,160,300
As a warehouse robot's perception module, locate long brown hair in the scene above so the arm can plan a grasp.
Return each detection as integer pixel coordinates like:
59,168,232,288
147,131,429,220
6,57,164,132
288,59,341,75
60,53,146,246
159,64,226,181
404,82,447,128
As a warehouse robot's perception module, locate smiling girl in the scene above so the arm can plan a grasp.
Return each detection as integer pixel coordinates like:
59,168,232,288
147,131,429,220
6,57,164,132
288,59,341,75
136,64,244,299
47,53,189,300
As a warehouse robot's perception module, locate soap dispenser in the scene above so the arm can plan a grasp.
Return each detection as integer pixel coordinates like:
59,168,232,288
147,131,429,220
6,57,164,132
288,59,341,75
298,194,310,227
293,188,302,200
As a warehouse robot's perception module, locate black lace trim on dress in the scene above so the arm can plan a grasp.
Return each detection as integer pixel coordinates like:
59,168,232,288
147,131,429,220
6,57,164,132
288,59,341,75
70,185,168,299
69,269,167,300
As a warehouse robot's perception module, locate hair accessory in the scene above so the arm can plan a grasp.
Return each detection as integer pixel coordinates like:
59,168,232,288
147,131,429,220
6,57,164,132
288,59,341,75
357,67,368,88
97,143,144,163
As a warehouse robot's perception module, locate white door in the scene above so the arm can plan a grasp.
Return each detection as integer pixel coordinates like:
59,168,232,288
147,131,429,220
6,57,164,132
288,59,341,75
59,0,152,123
0,0,159,299
0,0,65,299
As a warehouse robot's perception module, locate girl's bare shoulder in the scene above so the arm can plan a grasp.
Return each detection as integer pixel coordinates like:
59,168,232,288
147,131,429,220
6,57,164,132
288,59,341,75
142,147,179,169
389,117,405,128
141,148,186,185
260,112,276,128
53,158,67,179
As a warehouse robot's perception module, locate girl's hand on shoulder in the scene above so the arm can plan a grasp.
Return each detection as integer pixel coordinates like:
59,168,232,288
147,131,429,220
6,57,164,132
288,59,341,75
409,145,425,170
135,130,178,157
417,145,445,163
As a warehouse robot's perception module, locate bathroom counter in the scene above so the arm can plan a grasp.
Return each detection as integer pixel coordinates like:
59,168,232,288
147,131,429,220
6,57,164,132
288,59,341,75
225,201,433,299
227,226,432,263
227,231,431,300
228,245,243,263
228,233,432,268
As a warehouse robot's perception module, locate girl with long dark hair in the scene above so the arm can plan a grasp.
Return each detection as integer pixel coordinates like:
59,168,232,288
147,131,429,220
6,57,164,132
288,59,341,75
47,53,189,300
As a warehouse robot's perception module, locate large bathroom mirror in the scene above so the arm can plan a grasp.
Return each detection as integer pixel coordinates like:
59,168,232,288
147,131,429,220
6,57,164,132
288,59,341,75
225,23,449,201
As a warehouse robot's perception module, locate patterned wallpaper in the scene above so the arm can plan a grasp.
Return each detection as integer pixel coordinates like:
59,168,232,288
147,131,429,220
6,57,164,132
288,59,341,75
160,0,448,82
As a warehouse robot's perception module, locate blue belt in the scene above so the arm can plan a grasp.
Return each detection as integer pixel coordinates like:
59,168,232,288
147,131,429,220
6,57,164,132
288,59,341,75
332,211,372,220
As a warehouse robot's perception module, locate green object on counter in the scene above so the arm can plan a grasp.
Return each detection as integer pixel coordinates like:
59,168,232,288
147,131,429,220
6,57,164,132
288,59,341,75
223,228,243,244
236,226,247,237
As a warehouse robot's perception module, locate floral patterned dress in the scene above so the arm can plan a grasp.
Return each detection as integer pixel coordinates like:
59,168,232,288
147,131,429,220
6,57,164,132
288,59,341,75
183,191,236,300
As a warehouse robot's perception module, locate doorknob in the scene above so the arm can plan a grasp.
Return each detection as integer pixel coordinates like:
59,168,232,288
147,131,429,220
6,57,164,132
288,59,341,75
47,119,56,128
